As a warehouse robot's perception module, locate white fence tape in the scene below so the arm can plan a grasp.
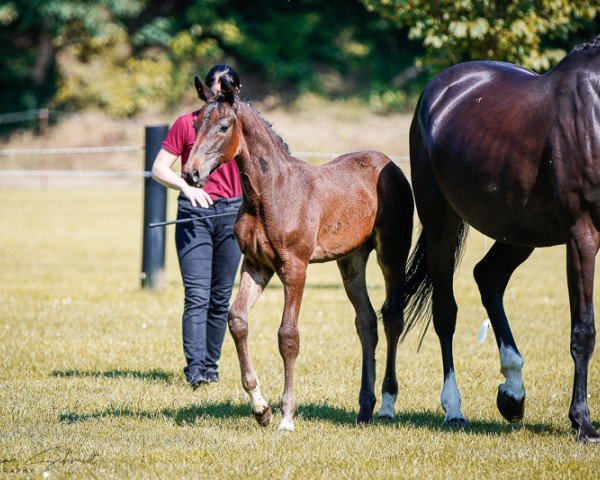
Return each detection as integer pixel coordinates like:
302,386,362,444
0,145,144,156
0,170,151,178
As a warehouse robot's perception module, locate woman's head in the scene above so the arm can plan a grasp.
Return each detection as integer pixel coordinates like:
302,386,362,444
204,65,241,95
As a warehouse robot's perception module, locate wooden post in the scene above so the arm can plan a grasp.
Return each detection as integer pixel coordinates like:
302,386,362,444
141,124,169,290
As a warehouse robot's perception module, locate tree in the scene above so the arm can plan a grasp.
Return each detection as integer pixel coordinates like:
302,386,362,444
362,0,598,71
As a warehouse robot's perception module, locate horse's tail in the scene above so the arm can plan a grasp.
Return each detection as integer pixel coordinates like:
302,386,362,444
401,222,469,347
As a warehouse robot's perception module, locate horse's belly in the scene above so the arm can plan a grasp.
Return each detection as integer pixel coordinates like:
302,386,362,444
445,193,564,247
311,222,375,263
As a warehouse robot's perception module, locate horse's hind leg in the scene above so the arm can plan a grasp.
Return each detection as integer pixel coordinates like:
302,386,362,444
423,219,468,427
228,258,274,427
411,121,467,426
338,245,378,424
473,242,533,423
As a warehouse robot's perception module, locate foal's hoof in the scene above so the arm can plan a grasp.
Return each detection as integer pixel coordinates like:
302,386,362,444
443,417,468,428
497,387,525,423
576,423,600,444
278,417,295,432
253,404,273,427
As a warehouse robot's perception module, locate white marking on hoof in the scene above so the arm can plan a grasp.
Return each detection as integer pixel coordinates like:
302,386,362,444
441,370,465,423
278,417,295,431
499,343,525,401
377,392,397,419
249,386,269,415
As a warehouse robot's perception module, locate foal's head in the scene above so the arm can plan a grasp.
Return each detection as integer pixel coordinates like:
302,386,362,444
182,77,243,188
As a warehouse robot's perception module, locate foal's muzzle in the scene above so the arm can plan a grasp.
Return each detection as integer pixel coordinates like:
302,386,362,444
189,168,207,188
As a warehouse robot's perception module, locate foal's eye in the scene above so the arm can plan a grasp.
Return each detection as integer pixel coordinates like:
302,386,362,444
220,125,230,133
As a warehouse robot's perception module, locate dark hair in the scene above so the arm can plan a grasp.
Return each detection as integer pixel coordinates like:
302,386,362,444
204,64,242,94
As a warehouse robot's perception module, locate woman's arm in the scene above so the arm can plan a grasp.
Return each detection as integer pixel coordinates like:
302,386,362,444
151,148,214,208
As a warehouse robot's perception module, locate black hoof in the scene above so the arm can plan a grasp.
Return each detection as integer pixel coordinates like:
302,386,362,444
356,411,373,425
443,417,468,428
497,387,525,423
576,423,600,444
253,405,273,427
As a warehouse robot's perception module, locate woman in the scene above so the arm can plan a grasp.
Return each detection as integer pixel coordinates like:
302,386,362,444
152,65,243,388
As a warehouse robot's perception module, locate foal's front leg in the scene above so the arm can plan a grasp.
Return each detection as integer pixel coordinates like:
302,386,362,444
228,259,274,426
276,260,307,431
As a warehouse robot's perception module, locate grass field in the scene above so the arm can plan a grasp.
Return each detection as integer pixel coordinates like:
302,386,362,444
1,185,600,479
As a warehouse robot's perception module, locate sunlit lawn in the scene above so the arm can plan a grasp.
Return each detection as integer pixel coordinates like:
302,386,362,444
1,186,599,478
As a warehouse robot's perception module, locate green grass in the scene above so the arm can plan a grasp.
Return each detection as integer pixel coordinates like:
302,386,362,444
1,186,600,479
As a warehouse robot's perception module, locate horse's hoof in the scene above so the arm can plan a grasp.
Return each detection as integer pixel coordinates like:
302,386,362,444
576,423,600,444
253,404,273,427
443,417,468,428
356,411,373,425
278,417,294,432
377,411,395,420
377,392,396,420
497,387,525,423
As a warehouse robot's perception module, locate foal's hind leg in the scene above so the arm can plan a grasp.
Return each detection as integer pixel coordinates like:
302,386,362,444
473,242,533,422
373,217,412,418
338,245,379,424
228,259,274,426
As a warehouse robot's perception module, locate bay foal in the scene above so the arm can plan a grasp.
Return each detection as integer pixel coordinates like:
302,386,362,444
183,77,413,431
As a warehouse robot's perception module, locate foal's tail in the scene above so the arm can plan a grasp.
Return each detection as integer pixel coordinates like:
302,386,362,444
401,222,469,347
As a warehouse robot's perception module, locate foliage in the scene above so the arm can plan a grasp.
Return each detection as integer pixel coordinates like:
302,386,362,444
2,0,422,117
362,0,598,71
1,0,598,118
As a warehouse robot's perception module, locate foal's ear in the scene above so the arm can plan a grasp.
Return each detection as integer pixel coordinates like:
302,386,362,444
220,77,236,106
194,76,213,103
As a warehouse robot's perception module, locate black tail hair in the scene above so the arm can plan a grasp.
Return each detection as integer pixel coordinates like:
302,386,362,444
401,222,469,348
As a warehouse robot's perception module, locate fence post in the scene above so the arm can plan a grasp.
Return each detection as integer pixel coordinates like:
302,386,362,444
141,124,169,290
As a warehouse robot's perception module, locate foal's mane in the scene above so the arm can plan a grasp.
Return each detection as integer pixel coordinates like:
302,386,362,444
570,34,600,54
241,101,290,154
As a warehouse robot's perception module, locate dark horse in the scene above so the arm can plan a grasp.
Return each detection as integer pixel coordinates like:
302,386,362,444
406,37,600,442
183,77,413,430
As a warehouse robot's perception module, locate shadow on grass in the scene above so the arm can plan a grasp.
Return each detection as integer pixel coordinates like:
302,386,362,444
59,401,250,425
261,283,382,291
390,410,563,436
300,405,563,436
59,400,564,436
51,369,174,383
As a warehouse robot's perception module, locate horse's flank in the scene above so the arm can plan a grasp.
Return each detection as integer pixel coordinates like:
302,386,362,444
415,46,600,247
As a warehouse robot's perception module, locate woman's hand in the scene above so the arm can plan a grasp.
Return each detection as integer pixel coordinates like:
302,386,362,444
181,183,214,208
152,148,213,208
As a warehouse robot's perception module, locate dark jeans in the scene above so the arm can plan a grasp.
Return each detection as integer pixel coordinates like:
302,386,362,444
175,194,242,383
